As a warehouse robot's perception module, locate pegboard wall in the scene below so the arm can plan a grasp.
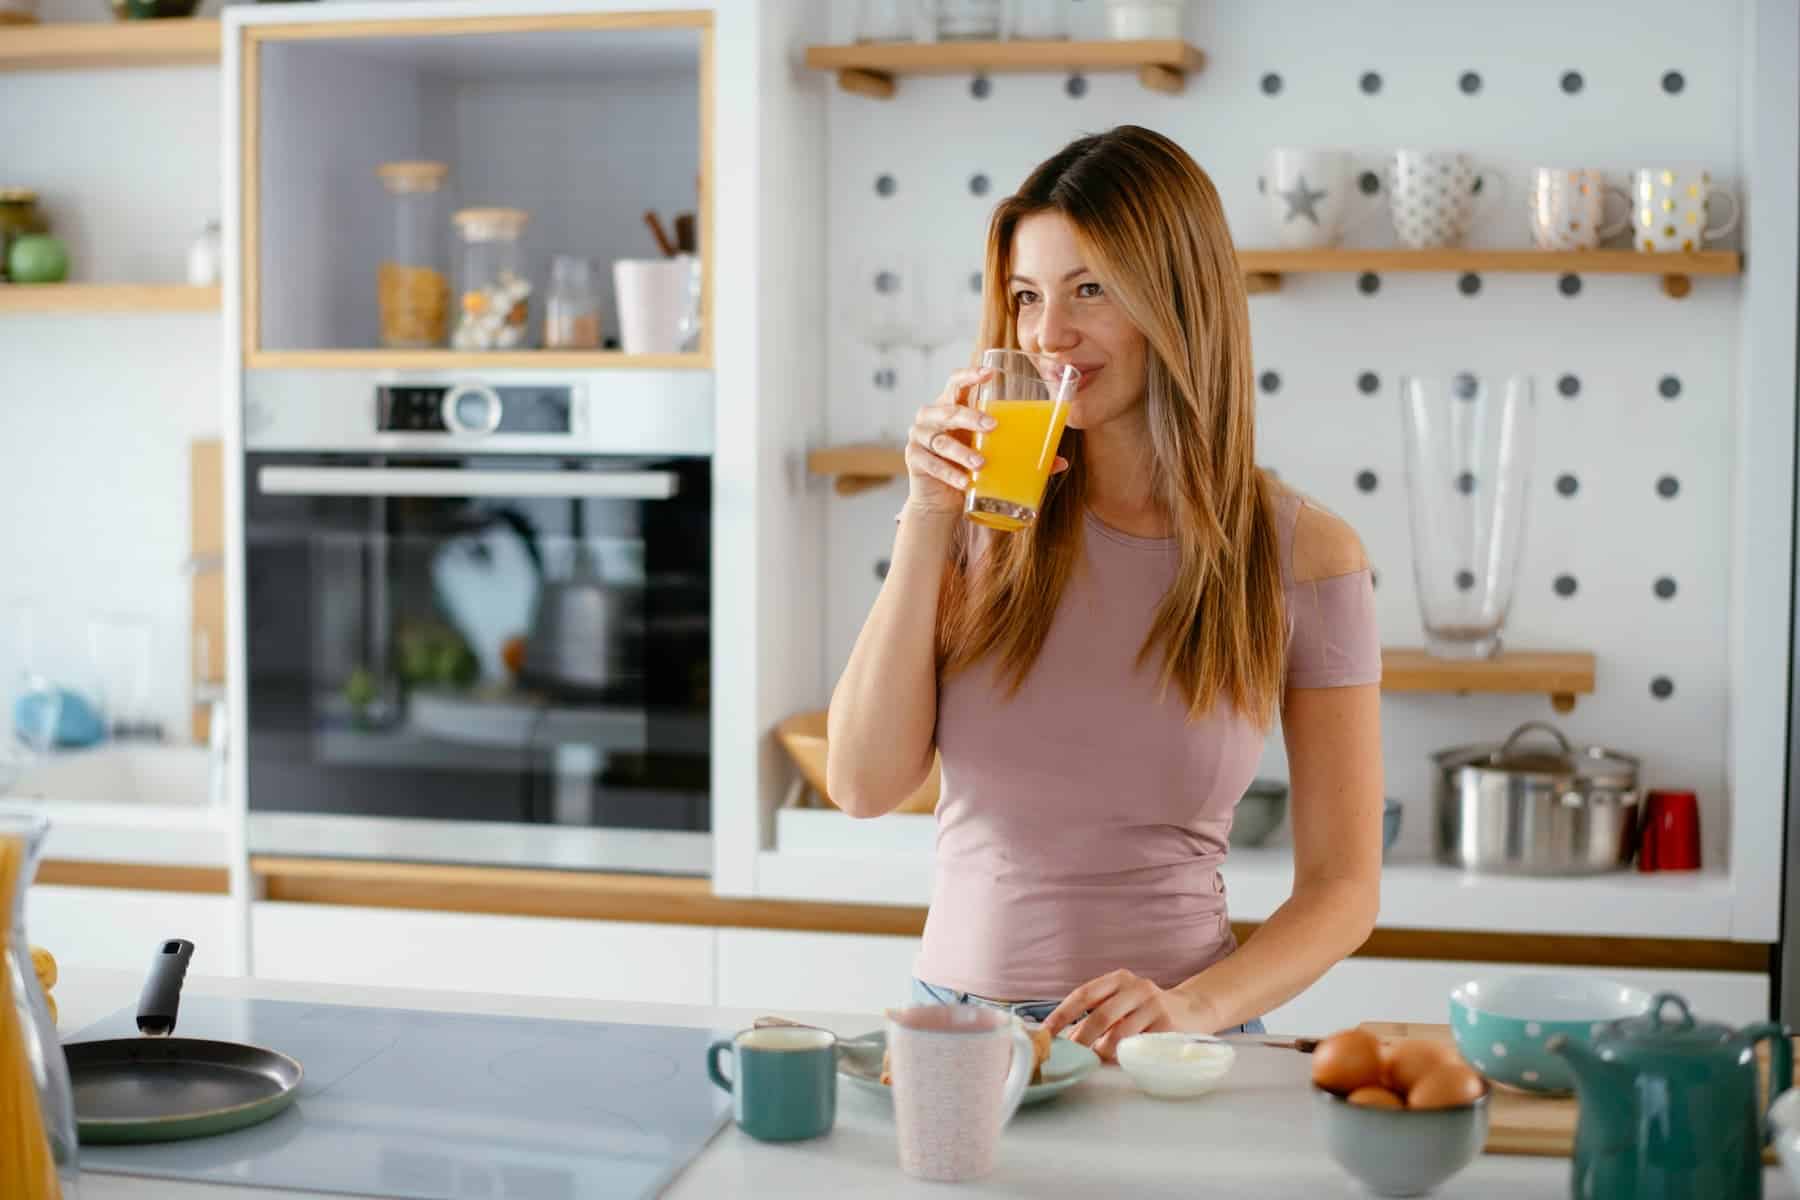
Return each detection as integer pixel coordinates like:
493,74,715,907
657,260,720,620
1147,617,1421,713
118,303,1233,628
818,0,1749,866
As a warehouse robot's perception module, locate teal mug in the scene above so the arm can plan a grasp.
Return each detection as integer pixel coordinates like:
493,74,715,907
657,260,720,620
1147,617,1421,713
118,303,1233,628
707,1025,837,1142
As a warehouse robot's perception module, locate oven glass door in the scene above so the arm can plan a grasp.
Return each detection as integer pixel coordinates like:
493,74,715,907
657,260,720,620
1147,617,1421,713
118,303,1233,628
244,453,710,858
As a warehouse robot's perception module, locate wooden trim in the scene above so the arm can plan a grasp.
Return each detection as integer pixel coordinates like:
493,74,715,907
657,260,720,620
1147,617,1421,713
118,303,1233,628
245,10,712,45
803,38,1204,78
37,859,230,895
244,349,711,371
0,19,220,71
240,25,260,360
0,284,219,313
1235,248,1742,278
698,19,713,364
249,858,1771,972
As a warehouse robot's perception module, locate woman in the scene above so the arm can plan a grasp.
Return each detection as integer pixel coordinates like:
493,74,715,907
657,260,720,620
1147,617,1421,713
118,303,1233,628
826,126,1383,1058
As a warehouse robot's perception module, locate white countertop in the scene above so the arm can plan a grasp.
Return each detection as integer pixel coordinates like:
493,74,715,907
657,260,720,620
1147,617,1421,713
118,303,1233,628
57,967,1794,1199
761,809,1742,940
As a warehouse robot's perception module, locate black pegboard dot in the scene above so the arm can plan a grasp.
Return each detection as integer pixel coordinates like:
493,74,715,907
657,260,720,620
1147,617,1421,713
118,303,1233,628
1557,373,1581,398
1553,574,1578,597
1455,470,1477,495
1471,174,1486,195
1358,170,1381,195
1357,370,1379,394
874,559,891,580
1559,273,1583,296
1656,474,1680,499
1556,473,1579,497
874,367,897,390
1650,675,1675,700
1458,272,1482,296
967,271,983,294
1257,175,1267,194
968,173,990,197
1459,70,1482,94
1355,469,1378,493
1261,72,1283,95
1654,576,1677,599
1357,272,1381,295
1455,569,1476,591
970,75,991,99
875,174,897,197
1360,71,1382,95
1662,70,1685,95
873,269,899,294
1370,569,1380,589
1258,370,1281,394
1453,372,1480,400
1065,73,1087,98
1659,374,1681,399
1561,70,1584,94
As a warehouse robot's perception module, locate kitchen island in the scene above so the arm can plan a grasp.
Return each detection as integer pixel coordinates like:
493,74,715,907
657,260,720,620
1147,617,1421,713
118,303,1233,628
58,967,1793,1199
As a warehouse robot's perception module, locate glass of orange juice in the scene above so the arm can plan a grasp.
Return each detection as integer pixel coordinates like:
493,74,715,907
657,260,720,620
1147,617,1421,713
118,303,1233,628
964,349,1079,531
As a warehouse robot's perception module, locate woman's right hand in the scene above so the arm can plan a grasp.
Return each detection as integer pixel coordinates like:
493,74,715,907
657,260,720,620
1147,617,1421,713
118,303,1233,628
904,366,995,513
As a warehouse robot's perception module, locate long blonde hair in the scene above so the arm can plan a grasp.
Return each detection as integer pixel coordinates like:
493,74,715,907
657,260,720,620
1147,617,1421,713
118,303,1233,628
937,125,1287,726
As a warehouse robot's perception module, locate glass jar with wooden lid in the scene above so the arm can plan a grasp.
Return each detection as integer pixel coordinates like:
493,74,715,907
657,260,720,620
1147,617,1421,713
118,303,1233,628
452,207,531,351
376,161,450,348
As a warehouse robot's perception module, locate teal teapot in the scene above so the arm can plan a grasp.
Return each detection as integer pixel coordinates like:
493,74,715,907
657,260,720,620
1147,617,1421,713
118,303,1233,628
1548,992,1791,1199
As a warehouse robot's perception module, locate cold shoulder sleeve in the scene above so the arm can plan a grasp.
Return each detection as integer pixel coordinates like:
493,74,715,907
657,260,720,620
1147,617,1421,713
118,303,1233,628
1278,494,1382,689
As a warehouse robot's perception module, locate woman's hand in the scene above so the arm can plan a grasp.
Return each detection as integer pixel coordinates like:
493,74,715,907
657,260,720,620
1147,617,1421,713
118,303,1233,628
1039,969,1214,1062
904,366,996,513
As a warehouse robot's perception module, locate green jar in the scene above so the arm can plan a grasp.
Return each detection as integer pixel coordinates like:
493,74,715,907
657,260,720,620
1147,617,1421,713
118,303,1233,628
0,189,49,284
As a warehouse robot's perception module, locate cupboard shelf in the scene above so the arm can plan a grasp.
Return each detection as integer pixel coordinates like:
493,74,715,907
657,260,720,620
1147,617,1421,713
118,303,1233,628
0,283,220,313
1236,249,1742,300
1381,648,1596,712
245,349,710,371
0,19,220,71
808,443,906,496
803,38,1205,99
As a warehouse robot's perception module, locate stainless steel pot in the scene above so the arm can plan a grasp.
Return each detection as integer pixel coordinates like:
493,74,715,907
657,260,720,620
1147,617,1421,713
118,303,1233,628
1434,721,1641,875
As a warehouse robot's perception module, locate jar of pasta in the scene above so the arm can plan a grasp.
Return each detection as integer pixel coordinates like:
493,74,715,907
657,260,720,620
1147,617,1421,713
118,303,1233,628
451,207,531,351
375,161,449,348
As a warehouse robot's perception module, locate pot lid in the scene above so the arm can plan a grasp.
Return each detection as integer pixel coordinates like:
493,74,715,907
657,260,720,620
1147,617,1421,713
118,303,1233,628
1598,992,1742,1060
1436,721,1638,786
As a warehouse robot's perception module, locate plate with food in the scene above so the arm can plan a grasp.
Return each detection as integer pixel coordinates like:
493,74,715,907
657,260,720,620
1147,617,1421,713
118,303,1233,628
836,1022,1100,1106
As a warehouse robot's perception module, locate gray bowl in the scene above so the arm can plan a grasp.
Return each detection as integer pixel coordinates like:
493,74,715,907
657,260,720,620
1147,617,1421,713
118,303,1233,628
1313,1086,1488,1197
1383,799,1403,857
1232,780,1288,846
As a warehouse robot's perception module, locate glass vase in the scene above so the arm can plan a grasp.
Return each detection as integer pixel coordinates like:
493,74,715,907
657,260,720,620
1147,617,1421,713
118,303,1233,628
1400,373,1535,659
1,809,78,1199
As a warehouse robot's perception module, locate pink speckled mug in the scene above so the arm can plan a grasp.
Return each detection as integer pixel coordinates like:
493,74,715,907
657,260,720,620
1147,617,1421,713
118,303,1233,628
886,1005,1035,1182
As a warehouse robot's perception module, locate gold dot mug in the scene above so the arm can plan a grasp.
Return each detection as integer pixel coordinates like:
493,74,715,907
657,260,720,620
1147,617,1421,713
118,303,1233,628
1632,168,1739,253
1529,168,1630,251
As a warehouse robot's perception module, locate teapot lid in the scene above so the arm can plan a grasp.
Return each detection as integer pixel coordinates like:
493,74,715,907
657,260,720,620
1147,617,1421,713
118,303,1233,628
1600,993,1738,1058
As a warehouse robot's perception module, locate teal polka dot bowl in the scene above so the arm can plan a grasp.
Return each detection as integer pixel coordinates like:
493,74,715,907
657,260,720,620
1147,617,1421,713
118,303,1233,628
1449,975,1652,1094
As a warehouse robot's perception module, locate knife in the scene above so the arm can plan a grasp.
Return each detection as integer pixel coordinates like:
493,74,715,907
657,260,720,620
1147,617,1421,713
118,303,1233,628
1219,1034,1319,1053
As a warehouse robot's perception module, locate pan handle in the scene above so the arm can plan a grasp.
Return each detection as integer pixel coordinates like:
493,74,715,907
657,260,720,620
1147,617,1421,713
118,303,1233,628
137,939,195,1036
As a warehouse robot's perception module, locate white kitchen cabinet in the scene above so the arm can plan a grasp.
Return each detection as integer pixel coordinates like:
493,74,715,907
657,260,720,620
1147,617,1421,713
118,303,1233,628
250,902,715,1006
25,885,236,978
1262,958,1772,1036
716,929,921,1015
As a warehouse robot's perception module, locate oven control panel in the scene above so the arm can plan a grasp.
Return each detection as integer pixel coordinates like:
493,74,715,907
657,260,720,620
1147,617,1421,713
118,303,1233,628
376,384,576,436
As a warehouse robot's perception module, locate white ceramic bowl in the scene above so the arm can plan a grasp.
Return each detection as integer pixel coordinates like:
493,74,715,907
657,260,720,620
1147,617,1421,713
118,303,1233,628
1115,1033,1235,1099
1772,1088,1800,1193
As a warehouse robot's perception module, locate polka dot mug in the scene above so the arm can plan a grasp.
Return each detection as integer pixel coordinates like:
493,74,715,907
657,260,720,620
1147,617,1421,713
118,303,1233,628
1631,168,1739,254
1388,151,1505,250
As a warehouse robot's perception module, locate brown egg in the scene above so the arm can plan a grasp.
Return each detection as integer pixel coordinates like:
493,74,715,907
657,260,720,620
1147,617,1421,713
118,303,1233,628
1347,1085,1405,1110
1311,1029,1385,1096
1384,1039,1462,1093
1407,1063,1486,1110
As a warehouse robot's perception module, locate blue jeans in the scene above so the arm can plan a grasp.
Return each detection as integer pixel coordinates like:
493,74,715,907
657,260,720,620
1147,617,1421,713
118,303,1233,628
910,977,1267,1036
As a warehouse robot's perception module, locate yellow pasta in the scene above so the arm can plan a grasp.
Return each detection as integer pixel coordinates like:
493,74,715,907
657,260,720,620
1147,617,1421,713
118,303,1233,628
0,833,61,1200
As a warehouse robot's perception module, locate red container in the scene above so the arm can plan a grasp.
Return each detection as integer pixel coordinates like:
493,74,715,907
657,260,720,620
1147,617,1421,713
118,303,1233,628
1639,790,1701,872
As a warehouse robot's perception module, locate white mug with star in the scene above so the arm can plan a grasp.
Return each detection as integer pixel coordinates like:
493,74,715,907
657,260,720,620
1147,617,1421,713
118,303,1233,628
1529,168,1630,251
1631,168,1739,253
1388,150,1504,249
1260,149,1381,249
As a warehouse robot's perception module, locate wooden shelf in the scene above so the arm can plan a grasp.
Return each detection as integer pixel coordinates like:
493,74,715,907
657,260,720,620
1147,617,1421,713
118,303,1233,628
808,443,906,496
0,19,221,71
245,349,711,371
803,38,1204,98
0,283,220,313
1382,648,1596,712
1236,249,1741,300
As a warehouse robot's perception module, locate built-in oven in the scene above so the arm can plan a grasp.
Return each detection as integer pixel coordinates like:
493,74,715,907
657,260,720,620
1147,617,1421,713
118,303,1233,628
240,370,713,873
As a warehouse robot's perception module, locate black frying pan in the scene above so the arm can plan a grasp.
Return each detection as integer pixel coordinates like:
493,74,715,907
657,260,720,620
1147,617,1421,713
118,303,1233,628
64,939,303,1144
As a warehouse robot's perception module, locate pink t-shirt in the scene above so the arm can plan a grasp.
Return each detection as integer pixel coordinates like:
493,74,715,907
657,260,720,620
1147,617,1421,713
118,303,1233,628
916,491,1380,1001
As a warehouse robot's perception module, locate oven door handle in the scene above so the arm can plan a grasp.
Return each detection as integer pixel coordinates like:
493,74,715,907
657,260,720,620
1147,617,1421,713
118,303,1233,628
257,466,681,500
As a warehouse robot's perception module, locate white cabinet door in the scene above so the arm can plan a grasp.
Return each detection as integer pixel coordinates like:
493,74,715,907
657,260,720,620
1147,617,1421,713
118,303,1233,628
716,929,920,1014
251,902,715,1007
25,885,235,978
1262,958,1772,1036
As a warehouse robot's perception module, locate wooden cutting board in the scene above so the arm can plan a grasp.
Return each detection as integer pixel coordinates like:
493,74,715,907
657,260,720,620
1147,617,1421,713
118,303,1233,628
1360,1022,1788,1164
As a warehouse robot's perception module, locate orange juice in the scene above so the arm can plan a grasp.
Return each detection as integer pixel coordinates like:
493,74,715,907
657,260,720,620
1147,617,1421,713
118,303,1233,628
965,399,1067,531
